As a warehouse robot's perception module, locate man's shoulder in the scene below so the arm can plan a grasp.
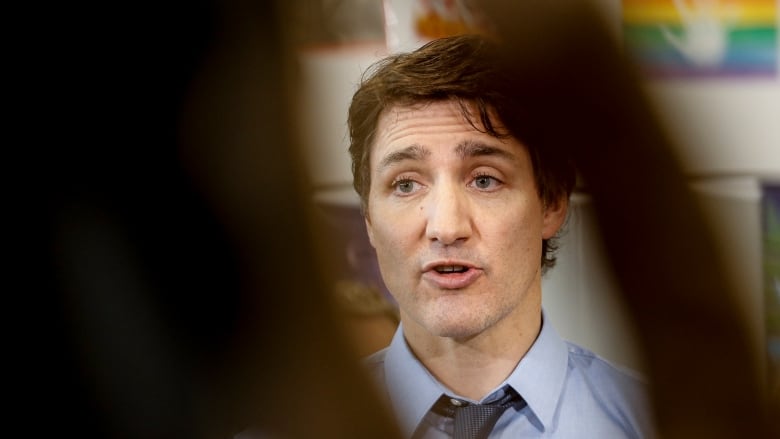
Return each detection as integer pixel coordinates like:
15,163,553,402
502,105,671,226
564,341,649,387
362,346,390,382
364,346,389,365
563,341,656,437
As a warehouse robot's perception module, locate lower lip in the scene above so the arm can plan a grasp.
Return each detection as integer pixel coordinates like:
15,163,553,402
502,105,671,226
422,268,483,290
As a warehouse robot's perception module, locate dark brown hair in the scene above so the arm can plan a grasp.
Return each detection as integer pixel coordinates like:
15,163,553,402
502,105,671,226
348,34,576,271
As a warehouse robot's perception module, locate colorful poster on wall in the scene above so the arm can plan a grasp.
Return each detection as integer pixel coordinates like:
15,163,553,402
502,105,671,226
622,0,778,78
764,183,780,403
412,0,492,41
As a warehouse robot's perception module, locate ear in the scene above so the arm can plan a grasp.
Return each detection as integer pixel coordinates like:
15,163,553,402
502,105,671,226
542,194,569,239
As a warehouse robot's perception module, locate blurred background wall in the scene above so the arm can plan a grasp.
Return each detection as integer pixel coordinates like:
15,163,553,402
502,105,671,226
291,0,780,385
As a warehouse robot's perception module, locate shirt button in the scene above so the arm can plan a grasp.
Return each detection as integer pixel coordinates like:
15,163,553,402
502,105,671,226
450,398,463,406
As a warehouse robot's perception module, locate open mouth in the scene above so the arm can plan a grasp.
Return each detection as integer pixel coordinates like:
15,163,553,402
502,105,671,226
434,265,469,274
423,263,481,289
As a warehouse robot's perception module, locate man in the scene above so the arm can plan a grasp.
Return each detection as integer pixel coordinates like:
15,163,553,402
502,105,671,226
347,34,656,438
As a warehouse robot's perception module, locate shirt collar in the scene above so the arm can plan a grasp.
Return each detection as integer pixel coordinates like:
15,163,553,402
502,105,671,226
382,311,569,437
504,312,569,431
384,326,447,438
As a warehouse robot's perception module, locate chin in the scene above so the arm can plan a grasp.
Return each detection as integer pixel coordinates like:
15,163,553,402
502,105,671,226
425,316,491,340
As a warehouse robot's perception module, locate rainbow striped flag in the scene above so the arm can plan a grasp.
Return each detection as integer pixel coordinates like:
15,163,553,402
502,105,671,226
623,0,777,78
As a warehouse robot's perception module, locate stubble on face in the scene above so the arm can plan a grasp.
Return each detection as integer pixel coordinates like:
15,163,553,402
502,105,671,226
365,101,551,343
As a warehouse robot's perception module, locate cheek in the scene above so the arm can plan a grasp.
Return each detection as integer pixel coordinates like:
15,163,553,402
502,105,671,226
485,206,543,261
369,198,421,243
368,219,405,259
364,218,376,249
486,197,543,237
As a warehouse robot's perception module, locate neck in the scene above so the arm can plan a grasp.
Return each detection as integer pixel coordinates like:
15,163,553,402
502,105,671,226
402,302,542,401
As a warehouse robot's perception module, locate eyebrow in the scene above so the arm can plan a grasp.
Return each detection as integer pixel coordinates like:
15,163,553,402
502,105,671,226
377,144,430,171
455,140,517,162
376,140,517,171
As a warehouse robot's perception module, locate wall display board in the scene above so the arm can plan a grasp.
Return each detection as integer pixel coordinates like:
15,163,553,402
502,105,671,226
410,0,492,40
622,0,777,78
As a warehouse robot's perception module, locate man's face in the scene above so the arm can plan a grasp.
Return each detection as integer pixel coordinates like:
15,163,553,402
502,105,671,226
365,100,566,340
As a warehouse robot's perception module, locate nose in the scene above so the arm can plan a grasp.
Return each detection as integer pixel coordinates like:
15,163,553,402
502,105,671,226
425,183,473,245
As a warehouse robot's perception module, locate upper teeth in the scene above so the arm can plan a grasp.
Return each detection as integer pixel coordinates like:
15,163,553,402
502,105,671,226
437,265,465,273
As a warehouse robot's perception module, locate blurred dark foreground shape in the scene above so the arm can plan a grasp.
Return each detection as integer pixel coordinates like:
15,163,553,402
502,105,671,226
481,1,779,438
38,0,401,438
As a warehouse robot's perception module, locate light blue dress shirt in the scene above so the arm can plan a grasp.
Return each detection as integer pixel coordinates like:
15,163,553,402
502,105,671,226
364,313,657,438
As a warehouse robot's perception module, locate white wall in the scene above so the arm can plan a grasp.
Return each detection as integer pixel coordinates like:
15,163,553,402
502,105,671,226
297,46,388,187
543,178,771,373
541,193,648,371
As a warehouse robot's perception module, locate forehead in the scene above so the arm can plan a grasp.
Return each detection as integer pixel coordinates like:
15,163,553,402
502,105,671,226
370,100,524,164
375,100,492,147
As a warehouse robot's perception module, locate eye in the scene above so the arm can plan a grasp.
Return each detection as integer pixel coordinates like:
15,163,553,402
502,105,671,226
392,178,420,195
472,174,501,190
